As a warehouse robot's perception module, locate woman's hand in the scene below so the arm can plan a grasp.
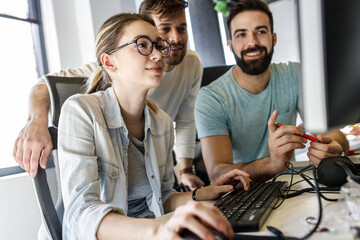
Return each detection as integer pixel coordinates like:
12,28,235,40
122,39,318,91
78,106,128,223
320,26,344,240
155,201,233,240
197,169,251,201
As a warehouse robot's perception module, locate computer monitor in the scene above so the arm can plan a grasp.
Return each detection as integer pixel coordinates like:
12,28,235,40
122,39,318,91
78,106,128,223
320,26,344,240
297,0,360,134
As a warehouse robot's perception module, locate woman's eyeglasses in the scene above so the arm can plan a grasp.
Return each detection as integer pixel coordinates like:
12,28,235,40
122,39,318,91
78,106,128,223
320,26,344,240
107,37,171,57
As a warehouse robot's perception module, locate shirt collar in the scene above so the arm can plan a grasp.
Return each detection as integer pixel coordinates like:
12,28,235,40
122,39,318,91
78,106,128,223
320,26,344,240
103,87,152,133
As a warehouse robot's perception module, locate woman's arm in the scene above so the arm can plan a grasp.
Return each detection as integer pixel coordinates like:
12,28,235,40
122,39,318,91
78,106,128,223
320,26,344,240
97,213,160,240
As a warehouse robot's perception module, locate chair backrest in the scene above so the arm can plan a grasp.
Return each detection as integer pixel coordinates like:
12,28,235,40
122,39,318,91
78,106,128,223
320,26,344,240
45,76,87,127
33,76,87,239
33,127,62,240
200,65,233,87
194,65,233,185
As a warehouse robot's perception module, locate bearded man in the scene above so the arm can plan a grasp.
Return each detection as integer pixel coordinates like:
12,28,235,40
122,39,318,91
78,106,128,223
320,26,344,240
195,0,348,182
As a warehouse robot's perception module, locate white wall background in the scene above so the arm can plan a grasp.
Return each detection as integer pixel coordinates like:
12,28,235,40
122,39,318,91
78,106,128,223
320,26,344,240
41,0,140,73
0,174,41,239
270,0,300,63
0,0,300,239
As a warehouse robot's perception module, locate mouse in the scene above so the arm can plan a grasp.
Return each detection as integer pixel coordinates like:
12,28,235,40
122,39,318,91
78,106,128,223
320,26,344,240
179,228,230,240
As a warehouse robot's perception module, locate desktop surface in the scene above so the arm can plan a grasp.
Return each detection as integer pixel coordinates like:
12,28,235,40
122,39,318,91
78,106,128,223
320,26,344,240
157,172,357,240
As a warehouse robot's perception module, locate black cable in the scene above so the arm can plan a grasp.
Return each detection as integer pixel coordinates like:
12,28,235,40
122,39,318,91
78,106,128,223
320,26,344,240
298,166,323,239
272,162,296,209
282,187,339,199
267,165,323,240
300,172,339,202
278,165,339,201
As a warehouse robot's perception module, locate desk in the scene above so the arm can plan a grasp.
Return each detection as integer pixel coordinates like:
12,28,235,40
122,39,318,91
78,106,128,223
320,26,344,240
158,173,356,240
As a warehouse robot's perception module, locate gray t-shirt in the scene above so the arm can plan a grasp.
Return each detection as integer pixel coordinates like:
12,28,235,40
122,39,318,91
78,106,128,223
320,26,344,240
127,134,155,219
195,62,301,163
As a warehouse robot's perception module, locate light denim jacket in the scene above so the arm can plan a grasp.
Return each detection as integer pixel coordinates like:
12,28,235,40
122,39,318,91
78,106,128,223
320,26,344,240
58,87,176,240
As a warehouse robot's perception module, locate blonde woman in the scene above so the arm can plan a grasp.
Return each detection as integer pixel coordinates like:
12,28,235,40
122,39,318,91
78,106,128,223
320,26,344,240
58,13,251,239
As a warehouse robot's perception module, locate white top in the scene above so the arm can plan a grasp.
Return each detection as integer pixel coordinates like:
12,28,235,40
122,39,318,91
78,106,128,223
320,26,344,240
39,49,203,159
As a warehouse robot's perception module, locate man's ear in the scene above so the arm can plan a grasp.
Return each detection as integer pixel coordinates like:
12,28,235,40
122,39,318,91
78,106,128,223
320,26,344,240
272,33,277,47
101,53,116,72
228,39,233,53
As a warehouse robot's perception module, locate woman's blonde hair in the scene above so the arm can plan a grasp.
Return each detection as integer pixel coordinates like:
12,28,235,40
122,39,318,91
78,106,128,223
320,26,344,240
86,13,158,113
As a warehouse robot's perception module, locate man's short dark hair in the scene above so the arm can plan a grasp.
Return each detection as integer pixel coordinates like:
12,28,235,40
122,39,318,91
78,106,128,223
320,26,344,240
227,0,273,38
139,0,188,19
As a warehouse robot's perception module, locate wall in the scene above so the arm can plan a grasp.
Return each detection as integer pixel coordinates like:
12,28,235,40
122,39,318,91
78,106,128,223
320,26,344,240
0,173,41,239
270,0,300,63
41,0,138,73
188,0,226,67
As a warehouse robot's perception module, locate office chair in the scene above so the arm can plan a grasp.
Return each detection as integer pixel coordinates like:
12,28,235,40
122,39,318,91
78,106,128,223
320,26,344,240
32,76,87,239
200,65,232,88
33,127,62,240
45,76,87,127
193,65,233,185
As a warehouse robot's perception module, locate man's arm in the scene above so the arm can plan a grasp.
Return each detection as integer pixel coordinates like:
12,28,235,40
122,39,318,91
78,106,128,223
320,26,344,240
175,118,204,190
13,84,52,177
200,135,288,182
174,53,204,190
299,108,350,166
178,157,204,190
201,111,308,182
13,62,97,177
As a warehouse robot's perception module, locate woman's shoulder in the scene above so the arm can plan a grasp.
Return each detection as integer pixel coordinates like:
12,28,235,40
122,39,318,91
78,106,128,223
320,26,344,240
146,106,173,134
66,91,103,106
62,91,106,118
149,106,172,124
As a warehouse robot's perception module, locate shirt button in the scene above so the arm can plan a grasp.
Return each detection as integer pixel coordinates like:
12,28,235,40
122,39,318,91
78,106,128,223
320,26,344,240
112,171,117,176
158,197,161,201
151,175,155,179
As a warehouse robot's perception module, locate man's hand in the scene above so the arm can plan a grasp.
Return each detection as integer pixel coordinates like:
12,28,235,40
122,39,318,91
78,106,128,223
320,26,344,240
181,173,205,191
307,135,344,166
196,169,251,201
13,119,52,177
179,158,205,190
267,110,307,173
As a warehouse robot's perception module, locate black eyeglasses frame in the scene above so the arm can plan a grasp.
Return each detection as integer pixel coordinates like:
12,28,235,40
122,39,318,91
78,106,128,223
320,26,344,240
107,36,171,57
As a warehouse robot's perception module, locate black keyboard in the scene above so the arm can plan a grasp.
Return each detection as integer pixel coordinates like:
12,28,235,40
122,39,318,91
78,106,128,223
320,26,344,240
214,181,287,232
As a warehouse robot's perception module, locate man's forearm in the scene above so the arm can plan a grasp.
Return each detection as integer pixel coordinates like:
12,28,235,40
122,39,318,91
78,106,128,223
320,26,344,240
28,84,50,124
212,157,277,183
179,158,193,170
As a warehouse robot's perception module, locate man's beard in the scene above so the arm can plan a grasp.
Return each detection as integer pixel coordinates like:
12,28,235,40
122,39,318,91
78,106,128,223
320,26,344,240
233,44,274,75
166,43,187,66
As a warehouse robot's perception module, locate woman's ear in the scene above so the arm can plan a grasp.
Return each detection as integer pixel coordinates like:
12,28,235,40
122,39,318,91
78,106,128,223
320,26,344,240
101,53,117,72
